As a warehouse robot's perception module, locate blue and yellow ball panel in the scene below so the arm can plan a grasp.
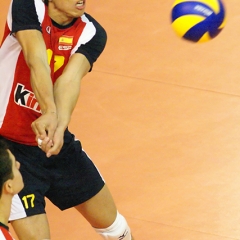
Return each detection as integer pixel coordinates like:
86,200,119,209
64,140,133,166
171,0,226,42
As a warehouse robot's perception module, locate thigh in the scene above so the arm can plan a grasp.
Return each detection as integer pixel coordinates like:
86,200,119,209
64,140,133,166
11,214,50,240
75,184,117,229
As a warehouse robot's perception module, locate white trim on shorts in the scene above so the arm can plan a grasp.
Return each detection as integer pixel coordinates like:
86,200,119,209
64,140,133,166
9,194,27,221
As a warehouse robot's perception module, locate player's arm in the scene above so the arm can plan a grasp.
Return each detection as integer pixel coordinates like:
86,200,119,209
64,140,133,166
46,15,107,157
55,54,90,129
15,30,56,114
12,0,57,145
15,30,58,144
12,0,55,114
44,53,90,157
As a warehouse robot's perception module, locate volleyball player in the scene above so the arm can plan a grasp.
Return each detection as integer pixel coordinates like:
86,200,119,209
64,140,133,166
0,0,134,239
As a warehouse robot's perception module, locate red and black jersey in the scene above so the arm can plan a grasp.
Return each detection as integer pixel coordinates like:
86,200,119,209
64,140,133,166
0,0,107,145
0,223,14,240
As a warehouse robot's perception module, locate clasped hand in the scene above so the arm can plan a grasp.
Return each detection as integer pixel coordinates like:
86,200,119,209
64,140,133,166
31,112,64,157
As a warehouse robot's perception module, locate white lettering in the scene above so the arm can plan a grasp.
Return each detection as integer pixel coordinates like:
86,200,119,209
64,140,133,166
58,45,72,51
194,5,213,16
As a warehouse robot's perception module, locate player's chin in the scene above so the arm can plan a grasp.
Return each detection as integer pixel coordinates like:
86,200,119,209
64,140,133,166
69,11,84,19
74,7,85,16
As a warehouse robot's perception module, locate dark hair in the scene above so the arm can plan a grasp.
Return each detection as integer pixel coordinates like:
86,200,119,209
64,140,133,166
0,140,13,196
43,0,49,6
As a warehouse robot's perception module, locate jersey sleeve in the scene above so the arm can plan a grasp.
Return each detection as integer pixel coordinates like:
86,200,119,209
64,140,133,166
11,0,42,33
75,14,107,70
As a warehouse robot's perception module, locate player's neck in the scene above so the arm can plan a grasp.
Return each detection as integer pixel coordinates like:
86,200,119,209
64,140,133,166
0,197,12,226
48,3,75,26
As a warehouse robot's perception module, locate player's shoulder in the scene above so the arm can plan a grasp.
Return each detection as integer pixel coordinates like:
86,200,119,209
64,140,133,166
12,0,44,10
11,0,43,33
82,13,106,33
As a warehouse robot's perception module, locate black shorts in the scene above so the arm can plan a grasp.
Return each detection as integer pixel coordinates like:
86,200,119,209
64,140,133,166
5,130,105,218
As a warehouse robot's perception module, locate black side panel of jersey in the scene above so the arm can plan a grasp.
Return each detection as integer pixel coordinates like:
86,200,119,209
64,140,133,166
76,13,107,68
12,0,42,33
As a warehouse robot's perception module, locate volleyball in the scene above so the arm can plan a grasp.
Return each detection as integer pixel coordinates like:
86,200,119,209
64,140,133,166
171,0,226,43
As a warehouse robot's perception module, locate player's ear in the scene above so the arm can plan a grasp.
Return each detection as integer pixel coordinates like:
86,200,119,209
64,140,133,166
3,180,14,194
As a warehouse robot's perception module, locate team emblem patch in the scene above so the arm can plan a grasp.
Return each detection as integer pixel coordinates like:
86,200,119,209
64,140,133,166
58,35,73,50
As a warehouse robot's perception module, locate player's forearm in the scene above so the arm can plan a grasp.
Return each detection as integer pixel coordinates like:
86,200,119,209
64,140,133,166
30,62,56,114
16,30,57,114
53,54,90,130
53,78,81,130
